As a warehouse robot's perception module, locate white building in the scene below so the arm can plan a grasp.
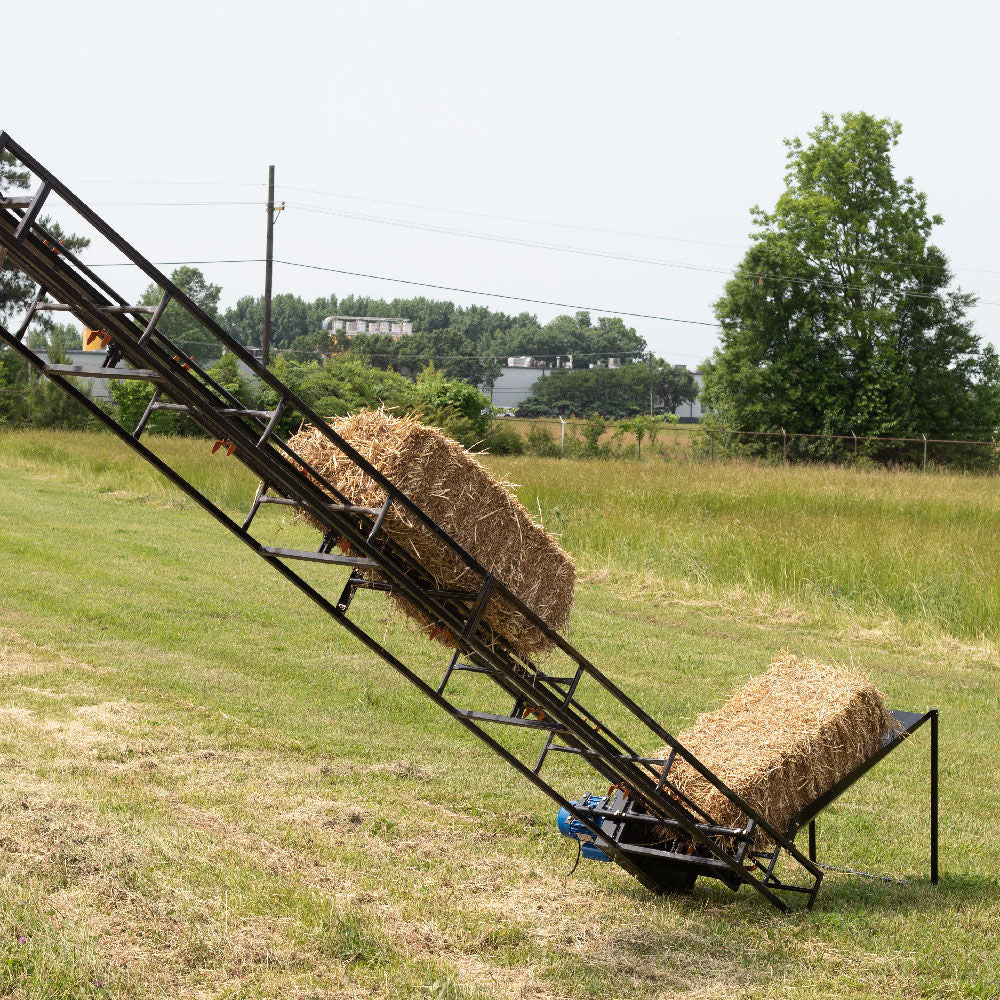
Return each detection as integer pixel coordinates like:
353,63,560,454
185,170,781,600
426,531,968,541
674,369,704,422
321,316,413,337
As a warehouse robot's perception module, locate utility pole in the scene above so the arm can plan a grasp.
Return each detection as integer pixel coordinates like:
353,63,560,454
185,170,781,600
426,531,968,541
649,350,655,417
262,164,275,367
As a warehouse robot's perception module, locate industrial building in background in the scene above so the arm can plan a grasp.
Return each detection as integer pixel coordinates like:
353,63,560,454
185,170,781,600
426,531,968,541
321,315,413,337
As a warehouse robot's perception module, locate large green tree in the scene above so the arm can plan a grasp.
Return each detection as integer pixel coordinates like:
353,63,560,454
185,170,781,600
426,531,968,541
702,112,1000,462
139,266,222,360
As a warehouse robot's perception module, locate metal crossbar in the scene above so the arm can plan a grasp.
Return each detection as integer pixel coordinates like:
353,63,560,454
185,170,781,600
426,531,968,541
0,134,936,910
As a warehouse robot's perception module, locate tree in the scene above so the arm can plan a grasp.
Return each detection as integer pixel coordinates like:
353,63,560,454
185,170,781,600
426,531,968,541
702,112,1000,463
515,359,695,419
2,151,89,330
138,266,221,360
28,321,81,354
617,359,697,414
1,151,31,325
222,292,312,349
617,415,650,457
499,311,645,365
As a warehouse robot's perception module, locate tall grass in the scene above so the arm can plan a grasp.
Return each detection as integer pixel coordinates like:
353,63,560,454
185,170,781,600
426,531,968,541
0,428,257,512
488,455,1000,641
3,428,997,641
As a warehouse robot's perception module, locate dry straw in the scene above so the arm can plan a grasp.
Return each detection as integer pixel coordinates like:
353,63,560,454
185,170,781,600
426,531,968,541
655,652,897,843
285,409,575,656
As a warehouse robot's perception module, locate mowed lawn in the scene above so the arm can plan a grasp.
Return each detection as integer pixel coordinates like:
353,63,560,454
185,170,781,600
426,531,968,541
0,429,998,999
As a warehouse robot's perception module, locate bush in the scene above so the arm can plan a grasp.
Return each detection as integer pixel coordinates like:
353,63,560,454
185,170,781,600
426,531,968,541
525,423,561,458
0,348,94,430
581,413,608,455
109,380,155,433
481,423,525,456
515,398,554,418
415,364,491,445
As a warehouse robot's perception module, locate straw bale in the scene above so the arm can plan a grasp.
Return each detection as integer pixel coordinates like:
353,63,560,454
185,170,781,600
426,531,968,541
284,410,575,656
655,652,897,843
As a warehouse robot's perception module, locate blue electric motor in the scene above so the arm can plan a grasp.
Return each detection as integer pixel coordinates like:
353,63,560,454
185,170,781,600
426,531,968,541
556,794,611,861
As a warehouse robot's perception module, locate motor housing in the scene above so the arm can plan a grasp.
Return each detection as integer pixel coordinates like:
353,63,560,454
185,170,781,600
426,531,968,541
556,794,612,861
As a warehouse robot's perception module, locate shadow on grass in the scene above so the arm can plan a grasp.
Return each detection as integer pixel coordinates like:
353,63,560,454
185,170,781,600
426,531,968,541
802,869,998,913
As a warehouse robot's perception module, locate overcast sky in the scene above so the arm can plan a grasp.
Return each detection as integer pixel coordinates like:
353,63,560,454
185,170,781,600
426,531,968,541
4,0,998,366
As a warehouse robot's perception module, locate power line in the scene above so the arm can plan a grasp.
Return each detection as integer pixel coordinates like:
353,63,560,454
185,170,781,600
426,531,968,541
279,184,744,252
106,339,679,362
89,200,263,207
88,257,264,266
277,183,1000,277
284,202,1000,302
72,179,265,187
81,254,1000,317
275,260,722,327
32,183,1000,291
326,356,673,365
58,175,1000,276
287,201,732,275
83,257,722,327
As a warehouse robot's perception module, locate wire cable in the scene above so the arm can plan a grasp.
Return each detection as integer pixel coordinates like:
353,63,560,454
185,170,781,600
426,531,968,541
30,189,1000,295
280,183,745,252
275,260,722,327
82,257,722,328
287,201,736,276
88,200,264,208
282,202,1000,303
55,175,1000,275
72,179,266,187
277,183,1000,276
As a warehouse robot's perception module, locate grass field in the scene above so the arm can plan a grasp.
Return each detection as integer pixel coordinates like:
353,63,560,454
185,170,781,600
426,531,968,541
0,429,998,999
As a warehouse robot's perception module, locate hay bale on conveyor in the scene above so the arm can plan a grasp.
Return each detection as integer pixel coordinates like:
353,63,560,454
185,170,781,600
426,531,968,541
286,410,575,657
657,652,897,842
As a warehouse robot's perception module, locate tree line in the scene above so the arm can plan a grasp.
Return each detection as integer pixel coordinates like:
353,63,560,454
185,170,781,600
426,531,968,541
172,279,647,392
514,360,697,420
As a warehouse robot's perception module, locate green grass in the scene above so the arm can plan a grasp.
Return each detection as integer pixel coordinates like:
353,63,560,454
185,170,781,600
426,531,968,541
0,428,997,999
500,455,1000,642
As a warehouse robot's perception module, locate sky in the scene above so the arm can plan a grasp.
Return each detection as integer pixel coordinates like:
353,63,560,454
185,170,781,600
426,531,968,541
3,0,998,367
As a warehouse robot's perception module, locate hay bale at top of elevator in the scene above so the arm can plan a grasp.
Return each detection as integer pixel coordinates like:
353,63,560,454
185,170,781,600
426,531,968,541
654,652,897,843
286,410,575,656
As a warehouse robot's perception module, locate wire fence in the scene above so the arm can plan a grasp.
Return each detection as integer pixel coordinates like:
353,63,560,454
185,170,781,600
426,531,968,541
703,426,1000,471
503,417,1000,471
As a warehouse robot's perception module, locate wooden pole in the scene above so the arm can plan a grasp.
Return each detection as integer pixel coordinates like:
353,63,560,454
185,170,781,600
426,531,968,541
262,164,275,367
649,351,654,417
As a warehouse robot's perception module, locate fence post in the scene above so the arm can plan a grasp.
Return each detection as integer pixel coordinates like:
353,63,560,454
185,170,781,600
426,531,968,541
782,427,787,462
711,434,715,462
559,415,566,456
922,434,928,473
852,430,857,465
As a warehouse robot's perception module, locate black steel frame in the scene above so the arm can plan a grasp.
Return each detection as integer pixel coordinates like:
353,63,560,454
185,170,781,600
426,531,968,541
0,134,937,911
